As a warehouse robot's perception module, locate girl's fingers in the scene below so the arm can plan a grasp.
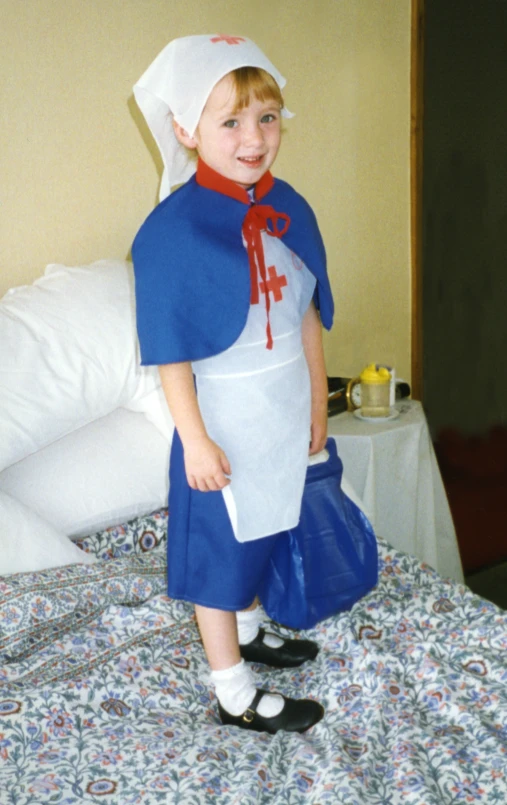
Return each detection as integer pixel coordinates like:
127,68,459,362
220,453,232,476
188,472,230,492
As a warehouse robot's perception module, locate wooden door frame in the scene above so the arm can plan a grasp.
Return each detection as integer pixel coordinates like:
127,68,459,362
411,0,425,400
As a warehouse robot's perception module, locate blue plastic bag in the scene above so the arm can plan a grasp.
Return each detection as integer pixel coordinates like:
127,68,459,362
259,438,378,630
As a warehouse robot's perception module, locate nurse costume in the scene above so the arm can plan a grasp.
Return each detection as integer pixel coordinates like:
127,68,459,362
131,37,334,610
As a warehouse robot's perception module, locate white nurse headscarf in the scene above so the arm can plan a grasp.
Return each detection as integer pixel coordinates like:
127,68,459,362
133,34,293,200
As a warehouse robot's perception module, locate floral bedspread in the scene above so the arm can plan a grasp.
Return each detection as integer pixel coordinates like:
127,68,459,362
1,509,506,804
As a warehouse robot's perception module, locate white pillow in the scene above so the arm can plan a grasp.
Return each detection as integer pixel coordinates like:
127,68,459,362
125,368,175,443
0,490,97,574
0,259,141,471
0,409,170,538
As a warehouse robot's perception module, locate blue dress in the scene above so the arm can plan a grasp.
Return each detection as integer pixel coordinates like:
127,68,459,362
132,162,334,610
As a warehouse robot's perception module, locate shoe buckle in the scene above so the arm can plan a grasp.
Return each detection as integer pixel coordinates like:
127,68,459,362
242,707,255,724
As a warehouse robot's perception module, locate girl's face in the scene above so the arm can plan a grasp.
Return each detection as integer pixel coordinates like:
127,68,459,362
176,73,282,187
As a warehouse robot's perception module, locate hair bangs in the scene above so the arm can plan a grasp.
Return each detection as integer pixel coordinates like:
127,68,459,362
230,67,284,112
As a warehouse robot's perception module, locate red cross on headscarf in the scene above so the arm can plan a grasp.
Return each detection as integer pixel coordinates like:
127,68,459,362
210,35,246,45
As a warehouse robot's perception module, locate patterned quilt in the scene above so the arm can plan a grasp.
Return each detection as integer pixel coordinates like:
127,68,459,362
1,510,506,804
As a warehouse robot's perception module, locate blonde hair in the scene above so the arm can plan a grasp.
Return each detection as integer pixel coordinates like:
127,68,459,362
229,66,284,112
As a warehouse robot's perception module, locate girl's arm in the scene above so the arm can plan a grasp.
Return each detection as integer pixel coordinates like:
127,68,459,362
158,362,231,492
302,301,328,455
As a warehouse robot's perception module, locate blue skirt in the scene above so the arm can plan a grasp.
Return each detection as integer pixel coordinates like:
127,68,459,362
167,431,286,611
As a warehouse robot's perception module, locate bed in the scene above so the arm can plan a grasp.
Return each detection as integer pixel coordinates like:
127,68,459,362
1,262,506,804
2,510,507,804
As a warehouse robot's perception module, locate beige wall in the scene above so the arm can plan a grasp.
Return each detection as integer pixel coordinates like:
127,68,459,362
1,0,411,380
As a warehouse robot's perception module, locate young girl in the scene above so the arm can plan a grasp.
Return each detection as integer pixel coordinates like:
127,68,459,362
132,34,334,734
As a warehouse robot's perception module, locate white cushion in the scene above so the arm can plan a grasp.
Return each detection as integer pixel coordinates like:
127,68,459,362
124,365,174,442
0,259,144,471
0,409,170,538
0,490,97,574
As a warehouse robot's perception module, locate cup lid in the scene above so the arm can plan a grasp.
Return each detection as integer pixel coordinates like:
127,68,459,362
360,363,391,384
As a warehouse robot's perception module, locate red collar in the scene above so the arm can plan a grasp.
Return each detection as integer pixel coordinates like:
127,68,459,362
196,158,274,204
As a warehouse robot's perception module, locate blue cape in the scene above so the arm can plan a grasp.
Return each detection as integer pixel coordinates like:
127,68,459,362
132,171,334,365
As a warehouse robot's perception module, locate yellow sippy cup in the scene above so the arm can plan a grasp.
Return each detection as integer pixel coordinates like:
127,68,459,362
359,364,392,417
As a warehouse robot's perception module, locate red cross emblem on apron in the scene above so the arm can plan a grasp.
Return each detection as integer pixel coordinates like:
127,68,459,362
259,265,288,302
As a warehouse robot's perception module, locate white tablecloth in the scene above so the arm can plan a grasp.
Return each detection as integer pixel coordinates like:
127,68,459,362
328,400,464,583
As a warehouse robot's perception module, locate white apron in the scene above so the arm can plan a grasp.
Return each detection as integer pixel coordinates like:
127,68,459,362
192,233,316,542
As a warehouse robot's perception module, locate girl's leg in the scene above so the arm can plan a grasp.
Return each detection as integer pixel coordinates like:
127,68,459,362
194,599,285,666
195,603,284,719
194,604,240,670
196,598,283,658
195,603,323,733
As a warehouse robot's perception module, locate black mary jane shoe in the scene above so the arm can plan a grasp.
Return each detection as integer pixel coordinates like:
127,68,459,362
218,689,324,734
239,627,319,668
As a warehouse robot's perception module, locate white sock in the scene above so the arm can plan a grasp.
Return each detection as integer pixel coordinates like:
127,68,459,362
211,659,284,718
236,606,262,645
236,606,284,649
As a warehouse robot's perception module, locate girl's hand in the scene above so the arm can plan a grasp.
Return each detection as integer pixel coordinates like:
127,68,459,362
183,436,232,492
